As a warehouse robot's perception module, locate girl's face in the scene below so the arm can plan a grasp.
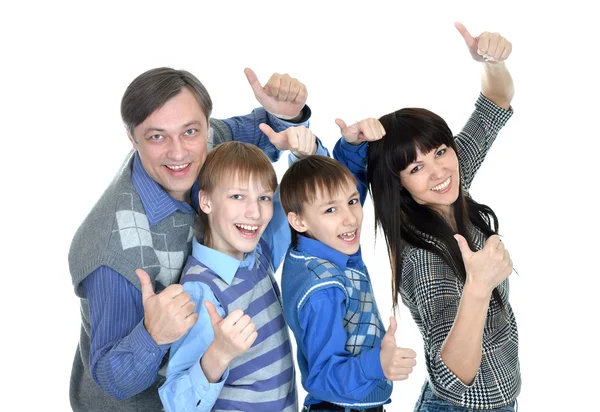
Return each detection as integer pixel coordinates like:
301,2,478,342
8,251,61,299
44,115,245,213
399,144,460,217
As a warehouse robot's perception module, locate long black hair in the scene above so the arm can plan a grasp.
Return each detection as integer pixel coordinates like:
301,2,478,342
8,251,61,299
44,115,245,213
367,108,503,309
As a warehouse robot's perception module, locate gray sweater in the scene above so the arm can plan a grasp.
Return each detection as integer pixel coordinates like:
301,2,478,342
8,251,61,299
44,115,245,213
68,119,232,412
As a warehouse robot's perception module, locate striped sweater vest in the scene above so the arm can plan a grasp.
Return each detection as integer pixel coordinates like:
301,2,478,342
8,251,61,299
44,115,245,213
180,239,298,412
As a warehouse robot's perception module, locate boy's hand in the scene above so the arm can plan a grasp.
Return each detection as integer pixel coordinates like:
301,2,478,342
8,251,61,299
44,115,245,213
454,22,512,64
259,124,317,157
380,317,417,381
335,118,385,146
205,300,258,365
245,68,308,120
136,269,198,345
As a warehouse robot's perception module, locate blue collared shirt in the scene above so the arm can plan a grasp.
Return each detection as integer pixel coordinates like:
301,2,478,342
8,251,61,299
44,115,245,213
291,235,387,404
82,107,326,400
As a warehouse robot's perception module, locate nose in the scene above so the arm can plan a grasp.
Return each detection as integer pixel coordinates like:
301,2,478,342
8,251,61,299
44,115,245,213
245,199,261,220
167,137,187,161
342,207,358,227
430,161,446,180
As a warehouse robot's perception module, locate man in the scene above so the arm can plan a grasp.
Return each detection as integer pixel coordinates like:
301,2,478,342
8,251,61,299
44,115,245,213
69,66,318,411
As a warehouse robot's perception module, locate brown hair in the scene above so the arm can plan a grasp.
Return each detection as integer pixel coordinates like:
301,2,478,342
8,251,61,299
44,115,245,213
196,141,277,245
121,67,212,142
280,155,357,245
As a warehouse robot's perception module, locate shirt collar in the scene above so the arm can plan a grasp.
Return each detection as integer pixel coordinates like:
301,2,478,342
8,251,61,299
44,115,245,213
131,152,196,227
191,237,260,285
296,235,362,271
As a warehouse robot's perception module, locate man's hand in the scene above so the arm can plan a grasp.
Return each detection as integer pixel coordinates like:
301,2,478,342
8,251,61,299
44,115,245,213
455,22,512,64
136,269,198,345
259,124,317,157
336,118,385,146
245,68,308,120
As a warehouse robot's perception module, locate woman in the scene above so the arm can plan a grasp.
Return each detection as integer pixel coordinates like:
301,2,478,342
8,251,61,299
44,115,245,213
333,23,520,411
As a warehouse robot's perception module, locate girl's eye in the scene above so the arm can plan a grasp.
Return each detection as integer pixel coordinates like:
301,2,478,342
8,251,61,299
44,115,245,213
410,165,423,174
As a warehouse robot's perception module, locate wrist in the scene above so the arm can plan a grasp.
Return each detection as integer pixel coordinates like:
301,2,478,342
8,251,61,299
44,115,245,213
462,281,492,302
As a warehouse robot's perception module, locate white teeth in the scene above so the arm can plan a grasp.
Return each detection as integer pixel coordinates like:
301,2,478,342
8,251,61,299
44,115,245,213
236,224,258,231
431,177,451,191
166,163,189,170
339,230,357,240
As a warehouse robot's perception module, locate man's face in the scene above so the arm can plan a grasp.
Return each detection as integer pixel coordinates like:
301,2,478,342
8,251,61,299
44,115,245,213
200,174,275,260
130,88,210,202
290,180,363,255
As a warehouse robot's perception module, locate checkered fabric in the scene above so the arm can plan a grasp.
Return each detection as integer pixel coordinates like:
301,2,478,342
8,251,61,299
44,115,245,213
400,94,520,409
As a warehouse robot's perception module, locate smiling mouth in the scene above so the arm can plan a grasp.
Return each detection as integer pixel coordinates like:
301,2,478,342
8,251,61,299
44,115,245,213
165,163,190,171
338,230,358,243
235,223,259,239
431,177,451,191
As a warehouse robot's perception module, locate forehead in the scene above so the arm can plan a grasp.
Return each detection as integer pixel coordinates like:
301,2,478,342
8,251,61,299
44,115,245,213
138,88,207,131
215,172,272,193
309,179,357,205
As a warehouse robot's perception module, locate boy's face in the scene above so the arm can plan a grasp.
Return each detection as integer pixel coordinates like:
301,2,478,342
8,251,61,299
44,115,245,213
290,179,363,255
200,174,274,260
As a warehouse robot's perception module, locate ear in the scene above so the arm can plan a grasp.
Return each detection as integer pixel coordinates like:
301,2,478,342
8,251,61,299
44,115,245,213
287,212,308,233
199,190,212,214
126,126,138,147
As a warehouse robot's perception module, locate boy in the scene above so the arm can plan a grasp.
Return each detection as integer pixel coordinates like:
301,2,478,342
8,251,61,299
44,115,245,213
279,123,418,411
159,125,328,412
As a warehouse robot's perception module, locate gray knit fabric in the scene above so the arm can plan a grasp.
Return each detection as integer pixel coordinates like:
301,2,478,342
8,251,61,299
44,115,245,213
68,119,232,412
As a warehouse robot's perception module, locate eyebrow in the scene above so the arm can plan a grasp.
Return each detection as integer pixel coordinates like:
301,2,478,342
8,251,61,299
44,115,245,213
143,121,203,135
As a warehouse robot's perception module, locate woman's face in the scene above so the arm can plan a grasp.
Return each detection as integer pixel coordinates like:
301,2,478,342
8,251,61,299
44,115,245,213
399,144,460,217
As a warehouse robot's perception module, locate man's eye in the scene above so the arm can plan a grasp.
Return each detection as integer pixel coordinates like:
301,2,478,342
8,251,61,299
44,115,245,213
150,134,164,141
185,129,197,136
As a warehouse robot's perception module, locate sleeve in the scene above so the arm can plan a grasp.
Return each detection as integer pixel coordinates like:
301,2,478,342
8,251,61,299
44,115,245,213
455,93,514,190
84,266,169,400
401,252,479,397
159,282,229,412
298,287,386,403
220,106,312,163
333,139,369,205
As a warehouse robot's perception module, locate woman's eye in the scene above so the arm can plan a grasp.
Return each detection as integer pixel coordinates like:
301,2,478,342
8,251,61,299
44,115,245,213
410,165,422,174
436,148,447,157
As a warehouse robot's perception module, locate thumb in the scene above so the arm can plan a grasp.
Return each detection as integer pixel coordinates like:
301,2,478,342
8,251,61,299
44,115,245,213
204,300,223,327
335,118,348,133
136,269,155,301
259,123,278,140
454,22,475,48
384,316,397,338
454,234,474,260
244,68,266,99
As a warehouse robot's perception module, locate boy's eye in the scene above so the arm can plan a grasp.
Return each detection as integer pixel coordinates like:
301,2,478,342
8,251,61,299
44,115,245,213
184,128,197,136
325,207,336,213
231,194,243,200
410,165,423,174
259,196,272,201
436,148,447,157
348,199,358,205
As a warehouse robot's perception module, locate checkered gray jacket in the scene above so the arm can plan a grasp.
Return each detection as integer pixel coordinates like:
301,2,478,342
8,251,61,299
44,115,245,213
400,94,521,409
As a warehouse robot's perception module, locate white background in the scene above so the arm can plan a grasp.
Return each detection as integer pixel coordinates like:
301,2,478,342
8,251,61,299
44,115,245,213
2,1,598,411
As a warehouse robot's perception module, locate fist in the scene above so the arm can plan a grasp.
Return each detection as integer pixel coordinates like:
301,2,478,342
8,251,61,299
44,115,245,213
259,124,317,157
336,118,385,146
245,68,308,120
454,22,512,64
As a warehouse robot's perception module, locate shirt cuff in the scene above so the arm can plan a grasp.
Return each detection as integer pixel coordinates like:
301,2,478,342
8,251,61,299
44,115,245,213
359,344,386,380
475,93,513,131
189,353,229,402
129,320,170,362
432,349,479,395
268,105,311,128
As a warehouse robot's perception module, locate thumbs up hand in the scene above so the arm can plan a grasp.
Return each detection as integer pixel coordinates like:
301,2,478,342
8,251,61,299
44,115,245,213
245,68,308,120
205,301,258,365
379,317,418,381
454,234,513,299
